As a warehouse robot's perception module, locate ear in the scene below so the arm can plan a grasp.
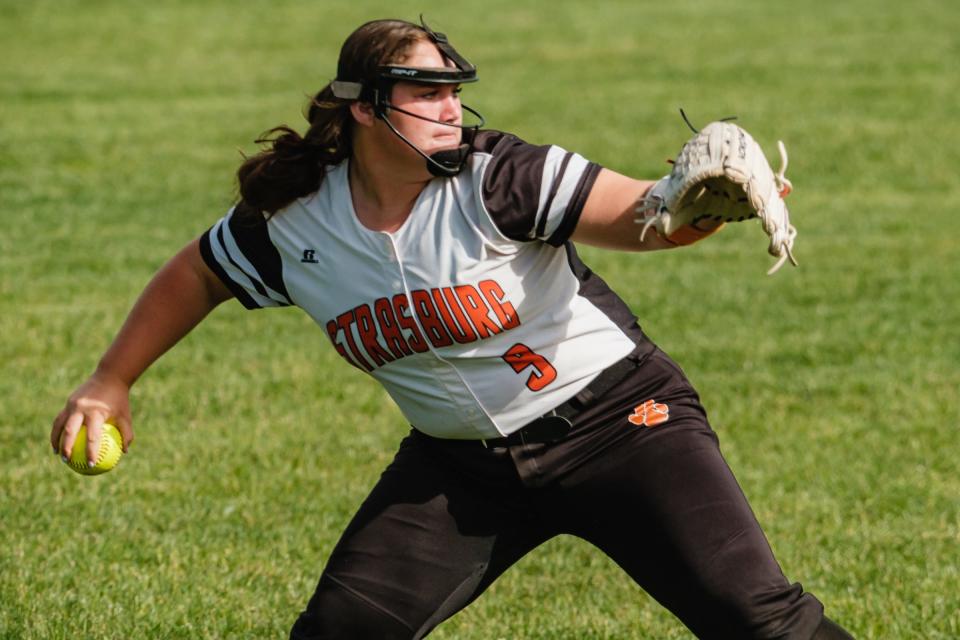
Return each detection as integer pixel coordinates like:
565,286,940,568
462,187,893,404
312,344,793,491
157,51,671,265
350,101,377,128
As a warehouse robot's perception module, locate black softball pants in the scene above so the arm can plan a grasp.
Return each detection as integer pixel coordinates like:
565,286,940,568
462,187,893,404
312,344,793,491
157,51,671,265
289,349,826,639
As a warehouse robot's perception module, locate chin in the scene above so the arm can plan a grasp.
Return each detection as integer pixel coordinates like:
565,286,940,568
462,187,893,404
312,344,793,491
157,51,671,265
427,141,462,155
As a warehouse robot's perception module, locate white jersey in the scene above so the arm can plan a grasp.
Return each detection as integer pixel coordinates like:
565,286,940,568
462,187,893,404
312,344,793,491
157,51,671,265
200,130,653,439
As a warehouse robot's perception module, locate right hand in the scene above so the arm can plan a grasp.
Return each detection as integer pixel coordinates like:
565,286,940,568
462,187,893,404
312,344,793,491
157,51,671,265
51,370,134,466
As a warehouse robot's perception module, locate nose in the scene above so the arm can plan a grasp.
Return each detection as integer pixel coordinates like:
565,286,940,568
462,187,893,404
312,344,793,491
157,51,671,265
439,89,461,124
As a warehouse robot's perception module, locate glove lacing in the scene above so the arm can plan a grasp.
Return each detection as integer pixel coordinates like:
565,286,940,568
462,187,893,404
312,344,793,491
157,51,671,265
764,140,797,275
636,138,798,276
635,191,669,243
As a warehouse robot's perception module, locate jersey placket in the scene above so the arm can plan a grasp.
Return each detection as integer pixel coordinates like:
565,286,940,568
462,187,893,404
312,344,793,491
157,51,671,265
384,232,499,437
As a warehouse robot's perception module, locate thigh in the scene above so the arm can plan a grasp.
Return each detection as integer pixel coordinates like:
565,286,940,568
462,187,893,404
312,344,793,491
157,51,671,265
578,432,818,637
552,354,823,638
291,432,552,640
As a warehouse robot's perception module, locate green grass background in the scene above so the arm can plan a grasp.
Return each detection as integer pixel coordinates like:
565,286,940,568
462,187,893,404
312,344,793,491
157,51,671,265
2,0,958,637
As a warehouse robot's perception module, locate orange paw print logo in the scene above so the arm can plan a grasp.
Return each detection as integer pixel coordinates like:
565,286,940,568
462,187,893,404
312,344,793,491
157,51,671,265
628,399,670,427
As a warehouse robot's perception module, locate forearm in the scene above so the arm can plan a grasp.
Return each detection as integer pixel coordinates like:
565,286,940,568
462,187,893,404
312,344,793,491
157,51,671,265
96,238,232,387
572,169,723,251
571,172,666,251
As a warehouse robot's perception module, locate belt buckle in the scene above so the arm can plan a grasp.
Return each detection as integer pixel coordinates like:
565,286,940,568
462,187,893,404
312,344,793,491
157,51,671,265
480,413,573,449
520,413,573,444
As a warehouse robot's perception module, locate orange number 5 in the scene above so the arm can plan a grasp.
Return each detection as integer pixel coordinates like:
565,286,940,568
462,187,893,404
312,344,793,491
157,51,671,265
501,343,557,392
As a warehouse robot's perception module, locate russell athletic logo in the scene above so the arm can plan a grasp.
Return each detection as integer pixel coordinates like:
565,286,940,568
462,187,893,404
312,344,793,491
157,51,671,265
628,400,670,427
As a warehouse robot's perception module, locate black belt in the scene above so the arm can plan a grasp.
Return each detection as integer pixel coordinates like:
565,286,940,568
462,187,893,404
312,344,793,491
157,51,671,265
480,351,642,448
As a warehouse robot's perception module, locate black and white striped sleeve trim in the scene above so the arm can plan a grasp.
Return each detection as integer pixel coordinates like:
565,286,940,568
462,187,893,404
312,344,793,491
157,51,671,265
199,205,294,310
477,131,601,246
545,159,601,246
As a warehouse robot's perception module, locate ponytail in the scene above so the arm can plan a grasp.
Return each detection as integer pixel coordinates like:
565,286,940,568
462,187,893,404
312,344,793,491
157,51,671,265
236,86,353,216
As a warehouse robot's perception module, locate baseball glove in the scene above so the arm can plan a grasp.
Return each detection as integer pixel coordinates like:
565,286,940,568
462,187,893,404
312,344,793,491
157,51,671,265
637,121,797,275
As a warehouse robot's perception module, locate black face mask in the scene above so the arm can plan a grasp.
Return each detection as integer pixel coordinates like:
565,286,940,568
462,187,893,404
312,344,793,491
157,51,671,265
330,17,485,177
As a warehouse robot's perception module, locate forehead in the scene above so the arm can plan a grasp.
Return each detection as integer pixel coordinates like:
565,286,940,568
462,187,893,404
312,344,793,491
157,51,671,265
400,39,453,69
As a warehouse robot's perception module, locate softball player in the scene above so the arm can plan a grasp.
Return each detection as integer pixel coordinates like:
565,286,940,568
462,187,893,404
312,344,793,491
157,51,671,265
52,18,855,640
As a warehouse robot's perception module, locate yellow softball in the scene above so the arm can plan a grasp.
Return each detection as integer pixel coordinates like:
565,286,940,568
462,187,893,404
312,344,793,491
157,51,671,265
62,423,124,476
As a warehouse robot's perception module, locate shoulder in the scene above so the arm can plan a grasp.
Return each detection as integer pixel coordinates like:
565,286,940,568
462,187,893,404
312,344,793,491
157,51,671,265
467,129,603,246
469,129,597,195
470,129,550,156
260,160,347,225
469,130,556,181
468,129,556,222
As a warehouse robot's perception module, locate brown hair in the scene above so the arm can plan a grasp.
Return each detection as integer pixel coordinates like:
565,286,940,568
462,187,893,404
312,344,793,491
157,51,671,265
236,19,427,215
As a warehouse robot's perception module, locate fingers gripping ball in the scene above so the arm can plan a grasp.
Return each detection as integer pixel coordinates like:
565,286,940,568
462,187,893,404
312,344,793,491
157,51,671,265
61,423,124,476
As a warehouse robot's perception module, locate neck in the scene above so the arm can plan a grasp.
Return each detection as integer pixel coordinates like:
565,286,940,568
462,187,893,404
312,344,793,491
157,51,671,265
348,134,432,233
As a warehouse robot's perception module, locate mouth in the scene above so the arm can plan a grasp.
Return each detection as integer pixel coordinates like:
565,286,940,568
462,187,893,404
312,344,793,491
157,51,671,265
429,132,462,151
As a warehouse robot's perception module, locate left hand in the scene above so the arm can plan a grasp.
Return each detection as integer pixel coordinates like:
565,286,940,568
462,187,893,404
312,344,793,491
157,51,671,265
637,121,797,274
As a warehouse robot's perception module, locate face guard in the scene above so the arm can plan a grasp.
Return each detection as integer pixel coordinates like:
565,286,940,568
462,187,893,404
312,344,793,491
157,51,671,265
330,18,485,177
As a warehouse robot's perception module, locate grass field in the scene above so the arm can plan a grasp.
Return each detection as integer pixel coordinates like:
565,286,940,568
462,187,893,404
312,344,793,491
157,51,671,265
2,0,959,637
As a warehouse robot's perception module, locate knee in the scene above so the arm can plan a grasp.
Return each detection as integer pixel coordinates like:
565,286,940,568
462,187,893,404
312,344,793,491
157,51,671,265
693,581,825,639
289,578,412,640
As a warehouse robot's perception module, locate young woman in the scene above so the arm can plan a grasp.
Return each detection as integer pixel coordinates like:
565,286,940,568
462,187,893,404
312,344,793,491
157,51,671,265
51,18,854,640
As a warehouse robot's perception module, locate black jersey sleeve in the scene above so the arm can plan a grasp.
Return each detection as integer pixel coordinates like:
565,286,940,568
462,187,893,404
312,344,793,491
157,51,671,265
199,201,293,310
473,130,602,247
